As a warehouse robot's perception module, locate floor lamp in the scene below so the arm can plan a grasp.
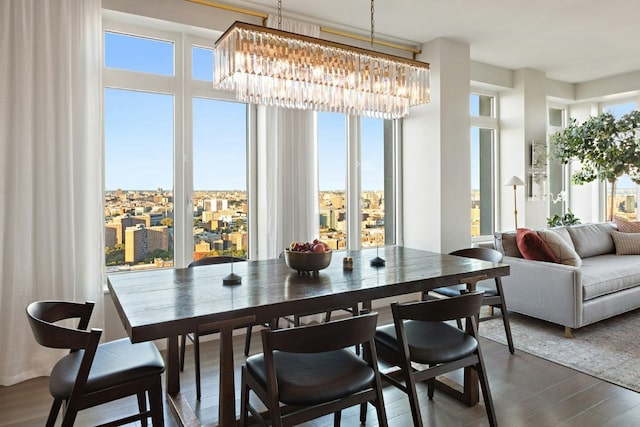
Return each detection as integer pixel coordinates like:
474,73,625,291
504,176,525,229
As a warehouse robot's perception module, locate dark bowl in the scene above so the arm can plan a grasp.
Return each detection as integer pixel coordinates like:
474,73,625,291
284,249,332,274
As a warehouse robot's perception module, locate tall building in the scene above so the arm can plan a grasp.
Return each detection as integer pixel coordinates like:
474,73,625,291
124,224,169,263
111,214,150,244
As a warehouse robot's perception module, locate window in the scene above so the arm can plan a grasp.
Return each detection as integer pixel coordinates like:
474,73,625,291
318,112,347,250
603,101,638,221
104,19,399,270
361,117,386,247
470,92,498,239
104,30,177,271
192,98,248,260
547,105,567,218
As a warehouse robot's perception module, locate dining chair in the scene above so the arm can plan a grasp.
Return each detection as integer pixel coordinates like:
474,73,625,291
426,247,515,354
240,312,388,427
374,291,497,427
26,300,165,427
180,255,257,401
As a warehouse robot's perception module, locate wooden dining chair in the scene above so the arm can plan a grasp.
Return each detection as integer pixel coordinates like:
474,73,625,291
180,255,256,401
374,292,497,427
426,247,515,354
26,300,165,427
240,312,388,427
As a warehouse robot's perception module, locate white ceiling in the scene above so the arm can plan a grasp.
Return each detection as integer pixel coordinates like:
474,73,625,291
229,0,640,84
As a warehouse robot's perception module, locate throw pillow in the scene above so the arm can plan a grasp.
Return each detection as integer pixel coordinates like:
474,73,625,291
610,230,640,255
614,217,640,233
566,223,616,258
494,231,522,257
537,229,582,267
516,228,559,263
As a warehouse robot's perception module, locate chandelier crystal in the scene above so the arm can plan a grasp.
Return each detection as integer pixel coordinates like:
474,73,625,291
212,21,430,119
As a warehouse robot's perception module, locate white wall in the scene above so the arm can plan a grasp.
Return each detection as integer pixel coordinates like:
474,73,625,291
403,38,470,254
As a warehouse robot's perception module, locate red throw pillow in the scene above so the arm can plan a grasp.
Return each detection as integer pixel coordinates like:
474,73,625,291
516,228,559,263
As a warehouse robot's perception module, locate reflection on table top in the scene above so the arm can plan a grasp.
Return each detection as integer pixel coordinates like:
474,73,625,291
108,246,509,343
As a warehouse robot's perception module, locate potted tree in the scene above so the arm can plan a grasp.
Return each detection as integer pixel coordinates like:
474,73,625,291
551,110,640,221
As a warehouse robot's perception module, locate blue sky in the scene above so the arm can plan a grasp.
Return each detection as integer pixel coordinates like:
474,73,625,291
104,32,384,191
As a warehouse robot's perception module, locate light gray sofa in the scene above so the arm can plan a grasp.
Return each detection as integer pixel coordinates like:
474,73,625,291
494,222,640,337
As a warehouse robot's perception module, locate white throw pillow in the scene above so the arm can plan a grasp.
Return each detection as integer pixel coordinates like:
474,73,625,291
537,229,582,267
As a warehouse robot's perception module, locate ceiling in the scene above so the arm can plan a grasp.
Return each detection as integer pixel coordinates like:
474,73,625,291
227,0,640,84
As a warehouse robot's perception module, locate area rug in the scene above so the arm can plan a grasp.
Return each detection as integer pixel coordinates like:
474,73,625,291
478,308,640,393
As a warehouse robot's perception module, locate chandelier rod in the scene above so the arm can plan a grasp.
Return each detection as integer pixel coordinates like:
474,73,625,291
184,0,422,55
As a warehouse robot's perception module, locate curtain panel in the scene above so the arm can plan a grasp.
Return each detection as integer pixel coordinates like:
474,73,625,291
254,16,321,260
0,0,104,386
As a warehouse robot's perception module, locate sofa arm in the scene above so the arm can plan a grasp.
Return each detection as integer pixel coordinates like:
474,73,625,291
501,256,583,329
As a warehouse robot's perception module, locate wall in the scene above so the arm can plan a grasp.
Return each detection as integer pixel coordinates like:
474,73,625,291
403,38,471,254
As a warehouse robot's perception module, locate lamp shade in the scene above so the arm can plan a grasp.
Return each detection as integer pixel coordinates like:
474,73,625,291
504,176,525,187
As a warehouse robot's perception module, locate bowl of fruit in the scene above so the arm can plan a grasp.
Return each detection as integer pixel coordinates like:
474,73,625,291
284,239,332,274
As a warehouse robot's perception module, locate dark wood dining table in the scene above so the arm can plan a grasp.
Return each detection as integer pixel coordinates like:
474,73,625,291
107,246,509,426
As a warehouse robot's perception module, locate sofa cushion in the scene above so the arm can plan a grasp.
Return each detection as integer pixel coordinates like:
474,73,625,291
516,228,559,263
494,231,522,258
548,226,575,249
581,254,640,300
566,223,616,258
610,230,640,255
537,229,582,267
614,217,640,233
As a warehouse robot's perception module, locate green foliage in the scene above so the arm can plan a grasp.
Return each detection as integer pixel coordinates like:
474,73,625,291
551,110,640,220
546,210,581,228
143,248,173,263
160,217,173,227
105,244,125,266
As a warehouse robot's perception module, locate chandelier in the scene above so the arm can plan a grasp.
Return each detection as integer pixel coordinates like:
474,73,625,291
212,0,430,119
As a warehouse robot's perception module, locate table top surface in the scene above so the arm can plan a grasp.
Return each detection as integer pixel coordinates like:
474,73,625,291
107,246,509,342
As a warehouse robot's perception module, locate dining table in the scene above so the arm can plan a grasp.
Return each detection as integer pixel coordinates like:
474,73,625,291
107,246,510,426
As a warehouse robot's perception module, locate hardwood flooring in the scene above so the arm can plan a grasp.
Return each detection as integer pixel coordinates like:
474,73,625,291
2,308,640,426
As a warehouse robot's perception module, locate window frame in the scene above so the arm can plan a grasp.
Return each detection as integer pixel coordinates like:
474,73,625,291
103,15,399,270
470,89,499,242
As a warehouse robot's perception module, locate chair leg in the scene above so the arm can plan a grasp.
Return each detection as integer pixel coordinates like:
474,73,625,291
194,333,202,400
148,376,165,427
401,364,424,427
476,358,498,427
333,410,341,427
360,402,367,424
244,325,253,356
180,334,187,372
240,368,250,427
427,364,436,399
500,306,515,354
137,391,148,427
60,404,79,427
45,398,63,427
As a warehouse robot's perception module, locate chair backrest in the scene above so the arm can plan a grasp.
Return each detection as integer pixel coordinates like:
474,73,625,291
26,300,101,351
449,247,503,263
261,312,379,354
188,256,246,267
392,291,484,324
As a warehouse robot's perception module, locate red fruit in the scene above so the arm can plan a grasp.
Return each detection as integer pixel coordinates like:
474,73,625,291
312,243,325,252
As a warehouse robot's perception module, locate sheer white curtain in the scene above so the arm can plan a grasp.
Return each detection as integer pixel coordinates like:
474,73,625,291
0,0,103,386
254,16,321,260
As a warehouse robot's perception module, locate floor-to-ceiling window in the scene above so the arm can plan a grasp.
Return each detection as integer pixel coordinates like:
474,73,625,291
603,100,639,221
104,30,177,271
104,17,399,271
317,114,396,250
470,92,497,239
318,112,347,250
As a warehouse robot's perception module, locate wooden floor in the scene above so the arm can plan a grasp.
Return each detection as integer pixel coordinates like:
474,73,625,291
2,308,640,427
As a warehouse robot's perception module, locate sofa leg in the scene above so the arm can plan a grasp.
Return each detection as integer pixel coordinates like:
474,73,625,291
564,326,573,338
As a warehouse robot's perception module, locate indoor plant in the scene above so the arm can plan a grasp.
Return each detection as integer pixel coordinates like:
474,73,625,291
551,110,640,221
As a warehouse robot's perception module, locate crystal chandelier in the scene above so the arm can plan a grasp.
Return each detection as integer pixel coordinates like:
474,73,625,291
212,0,430,119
